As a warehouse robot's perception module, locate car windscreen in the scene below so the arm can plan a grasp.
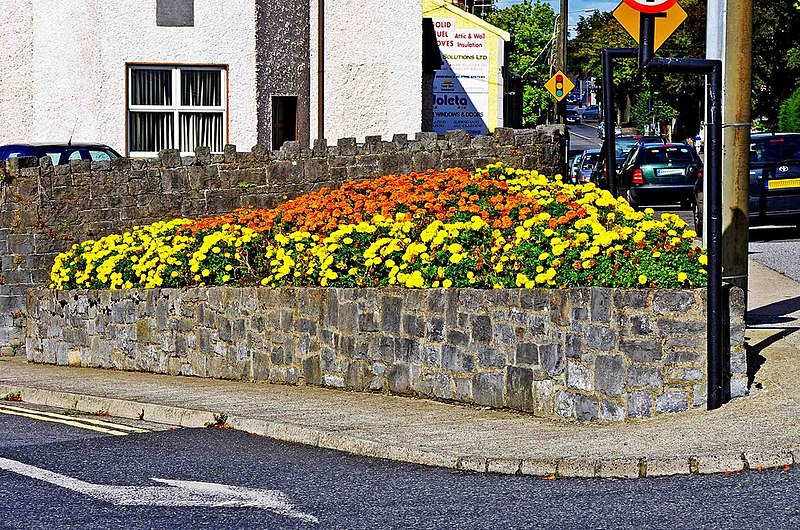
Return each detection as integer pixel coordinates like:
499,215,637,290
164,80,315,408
616,137,663,156
582,153,599,169
750,137,800,164
643,146,697,165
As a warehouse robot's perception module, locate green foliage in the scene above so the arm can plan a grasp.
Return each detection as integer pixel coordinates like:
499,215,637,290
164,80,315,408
779,85,800,132
485,1,556,125
569,0,706,136
630,86,679,134
752,0,800,128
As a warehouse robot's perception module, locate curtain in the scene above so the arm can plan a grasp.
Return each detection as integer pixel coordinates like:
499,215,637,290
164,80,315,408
131,69,171,106
179,113,223,153
129,112,174,152
181,70,221,107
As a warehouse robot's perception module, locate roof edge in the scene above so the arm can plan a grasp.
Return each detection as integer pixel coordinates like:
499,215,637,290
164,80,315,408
422,0,511,41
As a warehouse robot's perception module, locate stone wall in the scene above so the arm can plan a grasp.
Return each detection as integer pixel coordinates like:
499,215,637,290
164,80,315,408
0,126,567,356
25,285,747,422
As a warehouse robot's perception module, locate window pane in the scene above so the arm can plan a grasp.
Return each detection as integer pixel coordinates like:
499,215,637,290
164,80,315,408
130,112,174,152
181,70,221,107
131,69,172,106
179,112,223,153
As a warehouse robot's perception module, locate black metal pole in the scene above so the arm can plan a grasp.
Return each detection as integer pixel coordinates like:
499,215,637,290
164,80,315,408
601,48,637,197
706,63,724,410
638,14,656,68
644,57,724,410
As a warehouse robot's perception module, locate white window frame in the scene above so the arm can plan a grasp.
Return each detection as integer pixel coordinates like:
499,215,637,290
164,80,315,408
127,64,227,157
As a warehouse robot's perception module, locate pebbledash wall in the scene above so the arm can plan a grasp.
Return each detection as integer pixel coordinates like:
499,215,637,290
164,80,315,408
26,285,747,422
0,126,566,357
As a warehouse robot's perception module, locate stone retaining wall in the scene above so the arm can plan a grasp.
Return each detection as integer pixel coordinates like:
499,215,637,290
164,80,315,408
0,126,566,356
26,285,747,422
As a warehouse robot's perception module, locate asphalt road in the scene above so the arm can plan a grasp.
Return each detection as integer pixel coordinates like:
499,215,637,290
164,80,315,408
568,122,603,159
2,404,799,529
750,226,800,282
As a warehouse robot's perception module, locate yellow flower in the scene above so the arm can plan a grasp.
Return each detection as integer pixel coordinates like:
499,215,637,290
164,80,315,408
699,254,708,265
442,279,453,288
638,274,648,285
678,272,688,283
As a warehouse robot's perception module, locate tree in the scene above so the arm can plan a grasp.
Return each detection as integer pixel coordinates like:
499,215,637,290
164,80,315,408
779,86,800,132
752,0,800,128
485,1,556,125
569,0,707,139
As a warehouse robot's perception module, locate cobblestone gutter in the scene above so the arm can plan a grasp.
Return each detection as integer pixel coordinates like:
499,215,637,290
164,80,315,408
26,285,747,422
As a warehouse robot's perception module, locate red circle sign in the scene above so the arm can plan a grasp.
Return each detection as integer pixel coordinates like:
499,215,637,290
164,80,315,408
623,0,679,13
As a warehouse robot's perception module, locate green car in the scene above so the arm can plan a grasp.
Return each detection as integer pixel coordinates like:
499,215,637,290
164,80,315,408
618,142,703,209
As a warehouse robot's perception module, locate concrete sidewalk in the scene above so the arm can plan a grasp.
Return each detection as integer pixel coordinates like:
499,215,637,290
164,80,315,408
1,259,799,479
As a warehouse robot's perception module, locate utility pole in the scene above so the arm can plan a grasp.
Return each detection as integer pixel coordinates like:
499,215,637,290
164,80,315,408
554,0,568,124
706,0,753,298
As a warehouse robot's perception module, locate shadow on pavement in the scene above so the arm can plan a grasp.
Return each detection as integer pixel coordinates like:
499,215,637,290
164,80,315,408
744,328,799,388
746,295,800,326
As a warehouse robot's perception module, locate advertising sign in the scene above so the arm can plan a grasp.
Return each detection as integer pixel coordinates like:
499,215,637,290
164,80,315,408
432,18,490,135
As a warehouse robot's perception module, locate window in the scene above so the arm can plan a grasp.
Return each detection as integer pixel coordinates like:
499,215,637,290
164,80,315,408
157,0,194,27
127,65,226,156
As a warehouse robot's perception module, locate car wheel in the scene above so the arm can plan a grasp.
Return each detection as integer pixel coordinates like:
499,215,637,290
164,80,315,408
693,193,703,233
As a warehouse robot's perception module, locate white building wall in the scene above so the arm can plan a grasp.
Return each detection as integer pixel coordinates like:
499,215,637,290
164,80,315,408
21,0,257,153
0,0,34,144
320,0,422,142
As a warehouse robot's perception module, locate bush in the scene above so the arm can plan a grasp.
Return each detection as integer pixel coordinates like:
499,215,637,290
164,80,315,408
50,165,707,291
779,86,800,133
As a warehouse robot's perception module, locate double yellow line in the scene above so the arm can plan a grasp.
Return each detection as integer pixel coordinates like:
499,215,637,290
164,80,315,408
0,404,148,436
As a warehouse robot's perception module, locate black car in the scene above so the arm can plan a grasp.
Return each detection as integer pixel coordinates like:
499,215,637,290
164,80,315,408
566,106,581,125
693,133,800,230
618,143,703,208
0,143,121,166
593,134,665,189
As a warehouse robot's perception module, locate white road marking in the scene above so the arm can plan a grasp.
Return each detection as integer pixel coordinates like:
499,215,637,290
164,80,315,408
569,130,596,142
0,404,147,433
0,457,319,523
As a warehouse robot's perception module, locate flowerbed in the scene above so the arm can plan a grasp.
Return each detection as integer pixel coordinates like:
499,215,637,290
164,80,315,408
50,165,706,291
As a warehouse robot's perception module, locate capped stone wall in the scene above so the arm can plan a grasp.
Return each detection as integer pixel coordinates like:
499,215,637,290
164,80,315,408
25,284,747,422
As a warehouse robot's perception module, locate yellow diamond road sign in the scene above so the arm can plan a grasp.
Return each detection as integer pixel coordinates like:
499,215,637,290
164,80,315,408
545,71,574,102
613,1,687,52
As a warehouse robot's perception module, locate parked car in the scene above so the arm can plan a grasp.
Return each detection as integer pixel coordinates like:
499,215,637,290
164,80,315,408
617,143,703,209
693,133,800,231
0,143,121,166
593,134,666,189
570,153,583,183
582,104,600,121
572,148,601,184
566,106,581,125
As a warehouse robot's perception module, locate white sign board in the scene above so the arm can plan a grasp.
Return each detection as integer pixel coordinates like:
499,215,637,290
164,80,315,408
623,0,678,13
432,18,490,136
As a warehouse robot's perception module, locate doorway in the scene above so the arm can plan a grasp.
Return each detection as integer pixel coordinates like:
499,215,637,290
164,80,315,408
272,96,298,150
